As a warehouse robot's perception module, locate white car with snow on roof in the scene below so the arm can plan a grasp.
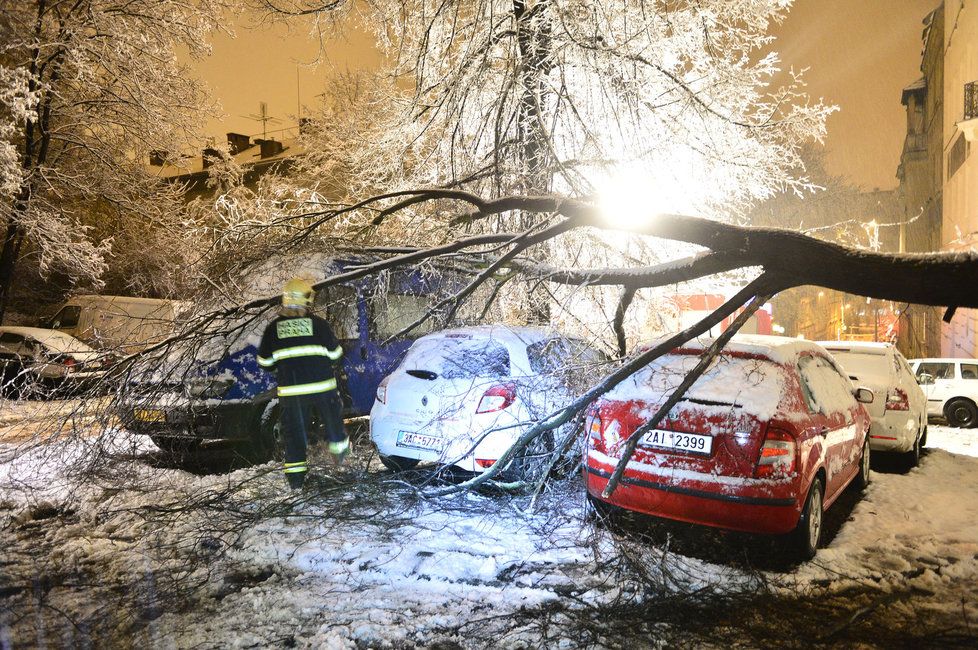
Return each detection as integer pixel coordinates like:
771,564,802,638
370,326,607,478
818,341,926,468
0,326,113,397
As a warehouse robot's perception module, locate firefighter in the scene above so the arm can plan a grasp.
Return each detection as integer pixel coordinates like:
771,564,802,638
257,277,348,490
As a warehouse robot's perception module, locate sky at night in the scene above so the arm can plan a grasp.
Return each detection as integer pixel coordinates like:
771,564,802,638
189,0,942,191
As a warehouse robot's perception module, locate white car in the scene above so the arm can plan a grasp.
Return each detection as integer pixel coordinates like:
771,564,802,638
0,326,111,397
370,326,606,477
818,341,927,466
908,358,978,428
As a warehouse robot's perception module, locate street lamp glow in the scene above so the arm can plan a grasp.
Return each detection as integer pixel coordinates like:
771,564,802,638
597,169,659,230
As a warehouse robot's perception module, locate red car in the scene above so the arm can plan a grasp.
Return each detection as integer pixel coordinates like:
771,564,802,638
585,335,874,558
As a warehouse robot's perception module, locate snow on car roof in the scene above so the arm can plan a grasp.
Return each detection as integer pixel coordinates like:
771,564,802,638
816,340,892,354
0,326,96,353
910,357,978,363
419,325,557,347
667,333,822,365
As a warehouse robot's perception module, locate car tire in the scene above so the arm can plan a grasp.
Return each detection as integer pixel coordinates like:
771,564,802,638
904,430,922,471
792,476,824,561
150,435,202,456
245,402,283,463
945,398,978,429
919,425,927,448
854,438,871,490
379,454,420,472
510,430,557,484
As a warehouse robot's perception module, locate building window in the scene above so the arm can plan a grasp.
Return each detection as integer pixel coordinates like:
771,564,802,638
948,132,969,179
966,81,978,120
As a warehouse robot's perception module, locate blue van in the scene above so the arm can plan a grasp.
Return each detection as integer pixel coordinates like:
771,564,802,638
119,259,450,460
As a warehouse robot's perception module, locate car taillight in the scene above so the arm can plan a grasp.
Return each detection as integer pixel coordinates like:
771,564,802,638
756,427,796,478
60,356,77,369
585,408,603,442
585,407,621,449
475,458,496,468
376,378,388,404
885,388,910,411
475,383,516,414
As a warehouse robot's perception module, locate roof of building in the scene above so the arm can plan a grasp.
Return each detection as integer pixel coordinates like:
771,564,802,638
901,77,927,104
147,135,304,181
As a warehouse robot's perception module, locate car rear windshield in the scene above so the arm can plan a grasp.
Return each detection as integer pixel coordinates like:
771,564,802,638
607,352,786,420
34,331,95,354
826,350,889,379
403,336,510,379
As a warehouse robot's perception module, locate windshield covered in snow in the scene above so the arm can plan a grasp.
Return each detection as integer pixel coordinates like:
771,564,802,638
825,350,890,379
402,335,510,379
607,352,786,420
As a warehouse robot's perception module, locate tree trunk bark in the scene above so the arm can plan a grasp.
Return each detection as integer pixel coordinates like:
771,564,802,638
0,215,27,324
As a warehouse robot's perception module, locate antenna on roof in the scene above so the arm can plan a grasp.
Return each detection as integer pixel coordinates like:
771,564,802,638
243,102,282,140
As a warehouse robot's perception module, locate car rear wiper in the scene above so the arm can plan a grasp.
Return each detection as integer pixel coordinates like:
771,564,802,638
679,397,743,408
407,369,438,380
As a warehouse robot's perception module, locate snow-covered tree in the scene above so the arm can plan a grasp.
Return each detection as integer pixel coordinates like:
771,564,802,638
248,0,836,327
346,0,833,217
0,0,238,319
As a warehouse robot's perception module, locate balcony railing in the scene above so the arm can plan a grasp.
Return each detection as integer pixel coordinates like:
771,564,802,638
966,81,978,120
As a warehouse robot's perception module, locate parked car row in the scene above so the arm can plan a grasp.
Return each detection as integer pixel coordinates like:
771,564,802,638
104,257,966,561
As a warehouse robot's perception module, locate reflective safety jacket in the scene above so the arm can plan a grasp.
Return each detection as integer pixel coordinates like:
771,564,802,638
256,314,343,397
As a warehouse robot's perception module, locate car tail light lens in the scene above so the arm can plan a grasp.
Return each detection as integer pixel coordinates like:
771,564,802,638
476,383,516,414
475,458,496,468
585,407,622,450
756,427,796,478
54,355,77,370
376,378,389,404
885,388,910,411
585,407,603,443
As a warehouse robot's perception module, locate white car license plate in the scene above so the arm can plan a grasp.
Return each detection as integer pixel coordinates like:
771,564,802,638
642,429,712,455
396,430,445,452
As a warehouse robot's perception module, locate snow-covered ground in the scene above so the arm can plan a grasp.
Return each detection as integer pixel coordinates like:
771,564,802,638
1,416,977,647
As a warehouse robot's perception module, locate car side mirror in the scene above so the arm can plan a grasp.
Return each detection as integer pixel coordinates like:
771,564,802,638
917,373,934,385
854,387,874,404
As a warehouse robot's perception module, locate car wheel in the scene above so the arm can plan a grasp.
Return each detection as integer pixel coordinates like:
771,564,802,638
854,438,871,490
379,454,420,472
510,430,557,484
150,435,202,456
792,477,824,561
244,403,283,463
945,398,978,428
920,425,927,448
904,431,922,470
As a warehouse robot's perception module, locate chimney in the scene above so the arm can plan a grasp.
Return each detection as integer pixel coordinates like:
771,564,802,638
149,150,167,166
226,132,251,155
202,147,221,169
259,139,284,159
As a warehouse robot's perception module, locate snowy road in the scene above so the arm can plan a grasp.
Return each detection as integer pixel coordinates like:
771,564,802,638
0,423,976,647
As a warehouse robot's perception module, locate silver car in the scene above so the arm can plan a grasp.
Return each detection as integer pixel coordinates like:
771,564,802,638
819,341,927,468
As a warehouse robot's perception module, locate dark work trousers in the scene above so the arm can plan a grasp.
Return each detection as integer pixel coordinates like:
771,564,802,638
279,389,346,489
